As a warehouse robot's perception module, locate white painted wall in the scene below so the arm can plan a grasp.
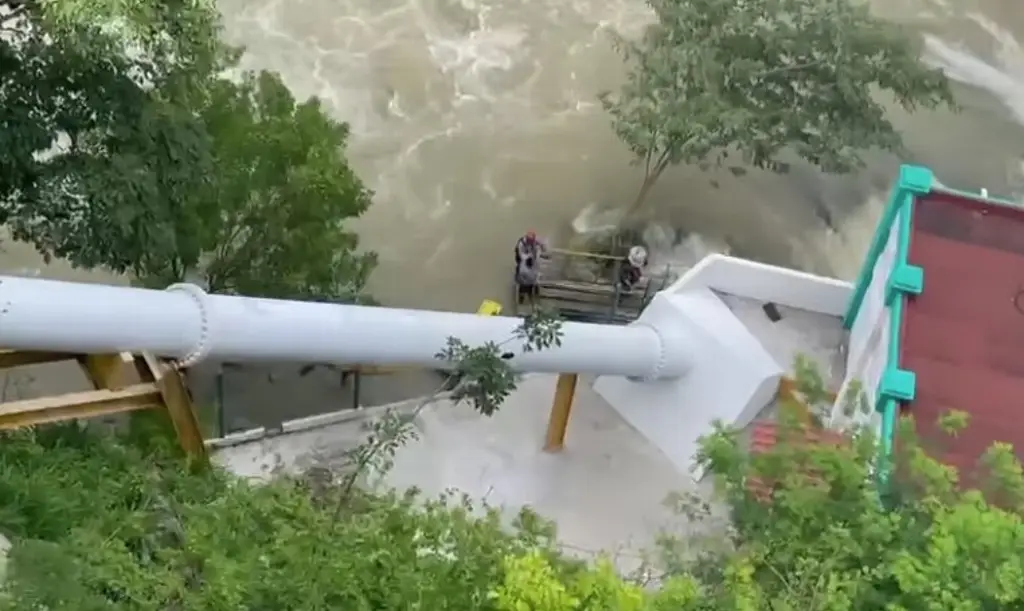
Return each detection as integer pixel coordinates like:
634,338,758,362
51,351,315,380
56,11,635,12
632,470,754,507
663,254,853,317
847,210,899,373
830,209,900,434
829,321,887,435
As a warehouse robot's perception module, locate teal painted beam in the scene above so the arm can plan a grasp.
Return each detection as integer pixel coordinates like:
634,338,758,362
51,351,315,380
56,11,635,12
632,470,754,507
843,165,934,328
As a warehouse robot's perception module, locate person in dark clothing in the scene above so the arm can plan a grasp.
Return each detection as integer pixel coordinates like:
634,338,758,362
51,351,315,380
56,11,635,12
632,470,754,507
619,245,648,291
516,256,540,306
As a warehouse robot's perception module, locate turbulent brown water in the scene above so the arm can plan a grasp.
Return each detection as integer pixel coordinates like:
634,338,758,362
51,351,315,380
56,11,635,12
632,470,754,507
4,0,1023,308
3,0,1024,426
209,0,1024,311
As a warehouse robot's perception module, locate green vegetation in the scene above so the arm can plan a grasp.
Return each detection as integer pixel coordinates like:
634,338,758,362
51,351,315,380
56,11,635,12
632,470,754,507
1,0,375,301
3,360,1024,609
1,0,1014,608
602,0,957,213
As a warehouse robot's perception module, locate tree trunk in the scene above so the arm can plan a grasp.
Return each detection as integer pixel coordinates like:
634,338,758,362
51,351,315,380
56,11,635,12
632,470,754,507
627,173,658,216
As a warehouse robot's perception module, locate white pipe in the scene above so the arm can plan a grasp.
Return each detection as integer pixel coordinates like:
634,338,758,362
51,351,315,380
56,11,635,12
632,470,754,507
0,276,691,379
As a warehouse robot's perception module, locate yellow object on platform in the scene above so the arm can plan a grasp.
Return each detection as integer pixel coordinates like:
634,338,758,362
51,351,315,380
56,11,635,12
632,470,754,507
477,299,502,316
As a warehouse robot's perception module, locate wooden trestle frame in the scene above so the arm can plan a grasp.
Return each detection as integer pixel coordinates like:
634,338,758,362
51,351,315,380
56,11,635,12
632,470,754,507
0,349,207,462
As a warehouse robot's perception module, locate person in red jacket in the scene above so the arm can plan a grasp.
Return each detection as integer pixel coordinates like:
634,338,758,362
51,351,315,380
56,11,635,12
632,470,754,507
514,230,546,267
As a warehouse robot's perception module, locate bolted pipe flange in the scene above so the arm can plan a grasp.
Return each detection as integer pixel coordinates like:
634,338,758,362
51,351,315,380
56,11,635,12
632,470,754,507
165,283,212,368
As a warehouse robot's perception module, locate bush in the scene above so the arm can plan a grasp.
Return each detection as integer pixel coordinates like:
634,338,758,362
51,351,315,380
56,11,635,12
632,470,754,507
0,422,574,610
3,370,1024,609
494,400,1024,610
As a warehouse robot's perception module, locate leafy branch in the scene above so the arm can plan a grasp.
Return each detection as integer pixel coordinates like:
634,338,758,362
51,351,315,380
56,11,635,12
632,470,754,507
603,0,956,215
332,309,564,508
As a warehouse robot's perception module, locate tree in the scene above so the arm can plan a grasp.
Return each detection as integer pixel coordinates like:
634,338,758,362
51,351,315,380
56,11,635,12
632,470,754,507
602,0,957,214
1,0,227,269
145,70,377,302
2,1,375,302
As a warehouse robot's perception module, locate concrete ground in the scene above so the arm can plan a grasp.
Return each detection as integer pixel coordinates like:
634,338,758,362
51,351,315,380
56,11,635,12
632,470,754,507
214,374,724,569
715,291,848,389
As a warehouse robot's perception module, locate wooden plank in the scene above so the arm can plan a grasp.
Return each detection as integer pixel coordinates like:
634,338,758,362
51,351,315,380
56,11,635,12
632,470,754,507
139,354,208,463
79,352,138,390
538,297,635,317
547,247,623,261
538,286,645,306
538,279,645,296
0,384,163,429
0,350,77,370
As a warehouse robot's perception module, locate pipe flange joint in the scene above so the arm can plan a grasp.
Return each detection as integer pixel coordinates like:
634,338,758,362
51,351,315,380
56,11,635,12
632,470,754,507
630,318,692,382
166,282,211,369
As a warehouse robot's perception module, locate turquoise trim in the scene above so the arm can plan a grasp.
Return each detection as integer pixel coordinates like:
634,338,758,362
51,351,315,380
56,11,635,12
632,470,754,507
878,369,917,403
874,168,924,487
843,165,934,327
886,265,923,305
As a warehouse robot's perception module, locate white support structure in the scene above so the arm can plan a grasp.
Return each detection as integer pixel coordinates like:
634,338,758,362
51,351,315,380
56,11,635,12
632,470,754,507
595,254,853,477
0,275,696,380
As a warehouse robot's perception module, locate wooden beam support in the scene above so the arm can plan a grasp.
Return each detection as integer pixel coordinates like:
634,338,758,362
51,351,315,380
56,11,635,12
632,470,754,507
0,384,163,429
544,373,579,452
0,350,209,465
79,352,137,390
139,354,208,463
0,349,77,370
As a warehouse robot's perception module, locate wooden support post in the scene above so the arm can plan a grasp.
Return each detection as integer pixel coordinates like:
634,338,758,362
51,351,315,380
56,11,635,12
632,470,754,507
544,373,579,452
80,352,137,390
139,354,208,464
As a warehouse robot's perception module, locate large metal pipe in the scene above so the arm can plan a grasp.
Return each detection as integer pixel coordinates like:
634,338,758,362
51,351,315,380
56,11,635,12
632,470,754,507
0,276,692,379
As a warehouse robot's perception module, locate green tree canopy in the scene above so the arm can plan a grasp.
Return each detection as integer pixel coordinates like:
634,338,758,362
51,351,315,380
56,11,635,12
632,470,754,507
603,0,957,213
1,0,226,269
147,70,377,302
2,0,376,301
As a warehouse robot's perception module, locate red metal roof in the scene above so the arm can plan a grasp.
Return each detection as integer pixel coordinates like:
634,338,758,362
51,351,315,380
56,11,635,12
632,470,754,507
748,418,846,501
903,191,1024,486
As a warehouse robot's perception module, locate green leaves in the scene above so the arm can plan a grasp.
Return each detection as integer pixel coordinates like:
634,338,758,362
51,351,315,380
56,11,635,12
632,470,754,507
2,1,374,302
1,0,226,273
436,309,564,416
5,348,1024,610
0,424,568,611
604,0,956,212
188,70,377,301
680,363,1024,611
